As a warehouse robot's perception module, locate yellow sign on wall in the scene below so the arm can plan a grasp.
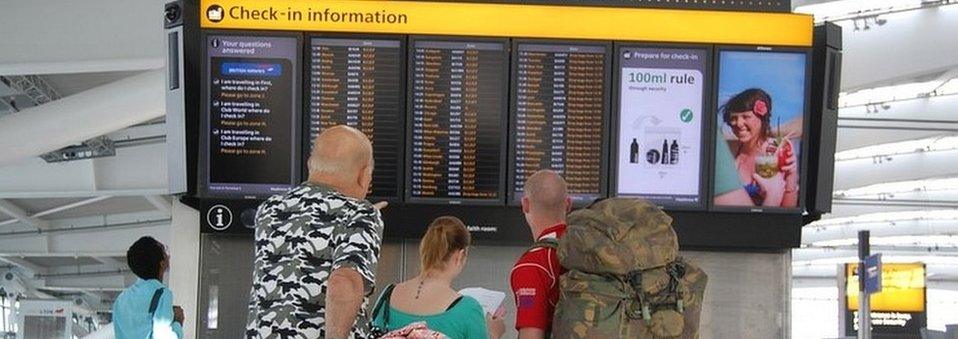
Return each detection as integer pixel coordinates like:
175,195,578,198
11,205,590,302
200,0,813,47
846,263,926,312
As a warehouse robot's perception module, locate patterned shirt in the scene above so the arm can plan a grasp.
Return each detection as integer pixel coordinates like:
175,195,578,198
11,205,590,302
246,182,384,339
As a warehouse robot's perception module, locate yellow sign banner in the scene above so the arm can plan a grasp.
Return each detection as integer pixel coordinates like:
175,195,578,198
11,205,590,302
200,0,813,47
847,263,926,312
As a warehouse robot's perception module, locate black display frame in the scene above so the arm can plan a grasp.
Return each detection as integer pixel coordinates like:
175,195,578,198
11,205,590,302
302,33,408,202
609,42,714,211
708,45,813,214
404,36,512,206
197,30,304,200
507,39,612,207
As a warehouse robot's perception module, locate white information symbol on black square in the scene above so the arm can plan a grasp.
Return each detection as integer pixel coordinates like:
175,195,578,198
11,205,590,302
207,205,233,231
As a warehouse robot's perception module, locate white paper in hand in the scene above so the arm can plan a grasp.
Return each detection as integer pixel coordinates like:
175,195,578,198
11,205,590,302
459,287,506,316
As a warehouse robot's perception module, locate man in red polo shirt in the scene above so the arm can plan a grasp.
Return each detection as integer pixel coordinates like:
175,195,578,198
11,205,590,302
510,170,571,339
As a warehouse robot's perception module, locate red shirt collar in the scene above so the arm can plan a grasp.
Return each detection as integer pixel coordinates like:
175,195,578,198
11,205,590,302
536,223,567,241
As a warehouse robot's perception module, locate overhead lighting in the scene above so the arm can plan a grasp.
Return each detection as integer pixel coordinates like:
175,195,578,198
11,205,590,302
835,135,958,161
39,136,116,163
834,177,958,198
794,0,923,22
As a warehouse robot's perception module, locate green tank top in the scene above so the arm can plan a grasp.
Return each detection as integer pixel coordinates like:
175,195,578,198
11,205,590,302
371,291,489,339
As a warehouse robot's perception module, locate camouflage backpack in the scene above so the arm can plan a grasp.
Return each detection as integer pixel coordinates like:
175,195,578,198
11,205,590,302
552,198,707,339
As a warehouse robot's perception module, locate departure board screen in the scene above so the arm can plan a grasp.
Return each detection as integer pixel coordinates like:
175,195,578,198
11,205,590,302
406,39,509,204
307,37,404,199
201,34,301,198
509,42,610,205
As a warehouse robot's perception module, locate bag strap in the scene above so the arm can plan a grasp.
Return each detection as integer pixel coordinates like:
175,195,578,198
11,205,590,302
148,287,165,339
445,296,464,311
149,287,165,316
371,284,396,329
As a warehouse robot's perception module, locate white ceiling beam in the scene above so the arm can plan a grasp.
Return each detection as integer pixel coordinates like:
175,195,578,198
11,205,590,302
794,247,958,262
804,218,958,243
0,255,46,275
834,5,958,91
0,188,167,199
144,195,172,215
0,58,163,76
38,286,124,293
0,214,171,254
93,256,127,271
0,195,113,227
824,202,949,219
0,198,50,230
805,245,958,254
0,252,125,258
833,149,958,191
0,69,164,167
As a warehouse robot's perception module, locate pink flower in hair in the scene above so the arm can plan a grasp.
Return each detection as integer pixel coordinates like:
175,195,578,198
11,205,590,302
753,99,768,117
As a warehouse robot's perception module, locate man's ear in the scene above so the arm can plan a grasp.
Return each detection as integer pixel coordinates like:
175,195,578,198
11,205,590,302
521,196,531,214
358,165,372,186
565,196,573,213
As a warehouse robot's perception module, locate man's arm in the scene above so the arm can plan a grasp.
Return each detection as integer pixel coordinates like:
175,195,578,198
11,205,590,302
327,203,385,338
510,259,554,337
325,267,366,339
518,328,546,339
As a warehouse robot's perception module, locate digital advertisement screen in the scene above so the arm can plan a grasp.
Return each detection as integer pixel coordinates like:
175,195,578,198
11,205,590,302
202,34,301,198
307,37,404,199
510,42,609,205
712,49,807,211
613,46,709,208
406,39,509,204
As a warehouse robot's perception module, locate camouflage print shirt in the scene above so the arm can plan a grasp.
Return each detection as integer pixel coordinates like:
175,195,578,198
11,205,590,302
246,182,384,339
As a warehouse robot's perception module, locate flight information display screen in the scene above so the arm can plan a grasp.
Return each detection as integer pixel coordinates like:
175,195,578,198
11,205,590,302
202,33,301,198
613,46,710,208
406,38,509,204
306,36,404,199
509,42,610,205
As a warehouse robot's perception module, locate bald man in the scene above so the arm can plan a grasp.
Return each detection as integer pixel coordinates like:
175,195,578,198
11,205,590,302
246,126,386,339
510,170,572,339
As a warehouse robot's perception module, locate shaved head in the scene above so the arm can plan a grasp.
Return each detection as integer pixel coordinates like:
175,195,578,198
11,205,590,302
308,125,373,176
307,126,374,198
523,169,569,220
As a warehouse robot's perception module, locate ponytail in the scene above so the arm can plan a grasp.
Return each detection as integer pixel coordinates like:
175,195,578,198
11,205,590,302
419,216,471,273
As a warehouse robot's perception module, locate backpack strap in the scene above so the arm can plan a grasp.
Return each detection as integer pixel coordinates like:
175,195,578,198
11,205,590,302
529,237,559,252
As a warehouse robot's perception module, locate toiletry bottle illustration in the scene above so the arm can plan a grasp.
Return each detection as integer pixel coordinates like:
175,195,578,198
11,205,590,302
630,138,639,163
647,150,660,164
670,140,679,164
661,139,669,165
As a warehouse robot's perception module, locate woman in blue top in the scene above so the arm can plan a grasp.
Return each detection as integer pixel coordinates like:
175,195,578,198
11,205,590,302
372,216,505,339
